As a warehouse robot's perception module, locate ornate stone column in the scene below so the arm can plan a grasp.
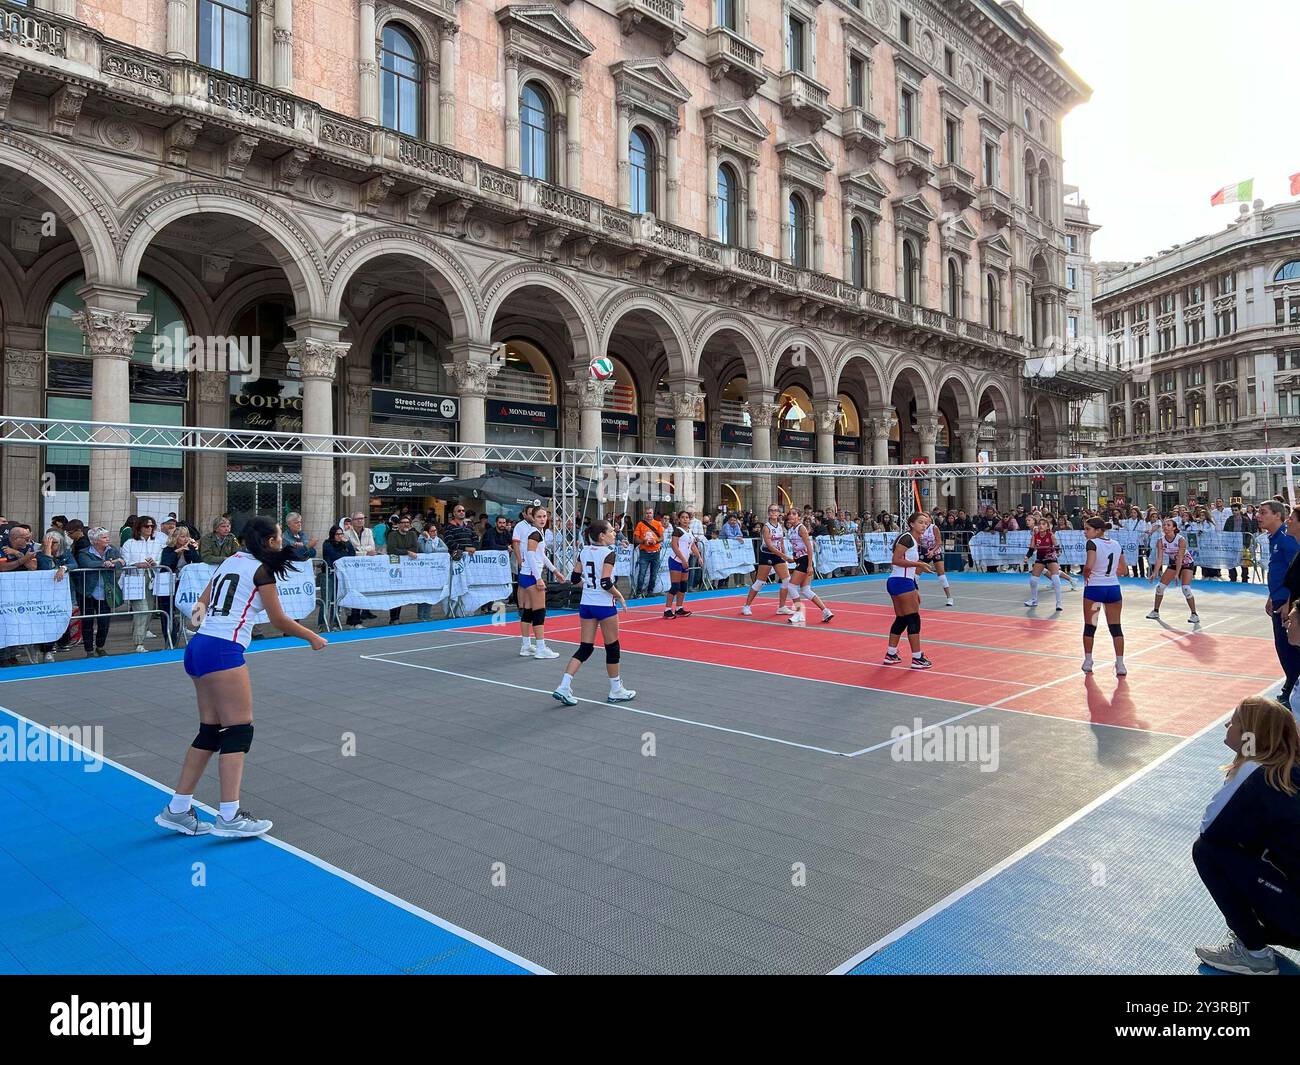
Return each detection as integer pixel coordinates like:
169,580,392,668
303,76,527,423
666,124,680,223
745,395,778,512
571,376,613,481
359,0,379,124
868,408,893,517
344,374,373,524
273,0,293,89
616,102,632,209
705,139,719,240
814,403,837,511
504,50,521,173
916,412,939,511
256,0,275,87
746,161,759,249
165,0,192,60
669,386,703,510
194,372,231,533
285,328,348,546
957,428,980,515
438,23,458,147
2,334,44,526
447,341,501,480
565,77,583,190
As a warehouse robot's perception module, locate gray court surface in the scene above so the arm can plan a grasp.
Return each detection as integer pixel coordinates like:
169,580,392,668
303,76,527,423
5,575,1271,974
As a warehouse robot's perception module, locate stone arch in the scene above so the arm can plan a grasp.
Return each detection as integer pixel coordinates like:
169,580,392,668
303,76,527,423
975,376,1015,423
935,369,977,428
21,245,89,329
885,357,937,412
480,263,599,362
325,229,479,342
694,310,768,386
598,291,692,381
769,327,833,400
119,184,328,316
131,248,218,341
830,342,888,409
212,271,298,336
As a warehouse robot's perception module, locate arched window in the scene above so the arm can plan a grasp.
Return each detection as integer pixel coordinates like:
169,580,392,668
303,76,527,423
985,273,1000,329
717,164,739,246
47,273,188,367
380,24,422,137
1037,164,1051,224
370,323,449,393
1274,260,1300,282
1024,151,1036,213
520,82,552,182
629,127,655,215
850,218,868,289
789,194,809,268
947,258,961,318
198,0,253,78
902,240,919,305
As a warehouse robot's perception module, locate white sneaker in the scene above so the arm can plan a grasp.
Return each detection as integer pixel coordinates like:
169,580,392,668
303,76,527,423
352,624,364,630
552,688,578,707
741,605,753,616
145,630,158,640
134,644,146,654
1188,613,1201,624
1115,661,1128,676
775,606,794,615
533,647,559,659
210,809,273,838
821,610,834,623
607,686,636,702
519,645,535,657
1081,658,1093,673
945,597,954,607
1023,599,1038,607
1145,609,1161,620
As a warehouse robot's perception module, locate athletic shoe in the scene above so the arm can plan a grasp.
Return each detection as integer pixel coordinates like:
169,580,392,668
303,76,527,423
674,609,692,617
663,609,676,619
607,686,636,702
821,610,834,623
145,630,158,640
43,652,53,662
1115,661,1128,676
155,806,212,836
1194,932,1278,975
352,624,364,630
882,651,901,665
1081,658,1093,674
741,605,753,616
94,648,108,657
1023,599,1038,607
533,647,559,660
519,645,535,657
1054,603,1063,612
1145,609,1161,620
134,645,146,654
552,688,578,707
210,809,273,839
775,606,794,615
945,598,954,607
910,655,933,670
1188,612,1201,624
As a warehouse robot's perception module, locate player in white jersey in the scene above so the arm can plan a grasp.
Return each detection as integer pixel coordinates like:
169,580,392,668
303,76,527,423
553,520,635,705
742,504,794,616
664,510,703,618
1081,517,1129,676
883,512,934,669
512,504,542,654
783,509,834,623
1148,517,1200,624
919,521,954,607
155,516,326,839
517,507,563,659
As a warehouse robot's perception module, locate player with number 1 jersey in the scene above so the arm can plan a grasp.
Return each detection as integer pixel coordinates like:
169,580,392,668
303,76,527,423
1081,517,1129,676
553,520,635,707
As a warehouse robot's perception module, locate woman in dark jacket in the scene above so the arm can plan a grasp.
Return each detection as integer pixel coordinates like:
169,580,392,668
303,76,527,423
322,524,361,628
160,524,202,641
76,527,125,656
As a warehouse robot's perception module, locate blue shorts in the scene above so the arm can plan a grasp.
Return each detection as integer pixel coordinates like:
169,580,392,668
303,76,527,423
517,574,537,589
578,604,617,621
1084,584,1122,604
668,559,688,574
184,633,246,677
886,576,919,598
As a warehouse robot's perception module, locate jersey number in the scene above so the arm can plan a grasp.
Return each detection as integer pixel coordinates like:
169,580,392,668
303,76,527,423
1103,552,1115,576
207,573,240,617
585,562,598,590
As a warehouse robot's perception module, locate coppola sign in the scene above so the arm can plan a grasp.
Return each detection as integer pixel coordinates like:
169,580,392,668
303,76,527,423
229,390,302,432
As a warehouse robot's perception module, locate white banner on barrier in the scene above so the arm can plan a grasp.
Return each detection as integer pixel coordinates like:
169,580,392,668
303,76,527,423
452,551,513,614
177,561,318,623
967,529,1268,571
333,555,449,611
704,538,756,581
814,536,859,573
861,532,899,565
0,571,73,649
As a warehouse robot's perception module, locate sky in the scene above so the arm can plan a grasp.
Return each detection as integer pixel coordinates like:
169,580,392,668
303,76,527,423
1017,0,1299,261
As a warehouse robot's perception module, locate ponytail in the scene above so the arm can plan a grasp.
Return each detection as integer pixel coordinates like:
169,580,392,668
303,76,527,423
239,515,296,579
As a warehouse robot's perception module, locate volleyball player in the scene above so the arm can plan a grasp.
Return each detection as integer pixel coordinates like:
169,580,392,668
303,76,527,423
1081,516,1129,676
664,510,703,618
742,503,794,616
553,520,635,705
919,519,954,607
512,503,543,656
1023,515,1066,611
784,509,834,623
155,516,326,838
518,507,561,658
1148,517,1201,624
884,512,934,669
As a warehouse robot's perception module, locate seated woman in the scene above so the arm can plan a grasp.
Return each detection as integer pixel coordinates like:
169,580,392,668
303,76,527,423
1193,695,1300,974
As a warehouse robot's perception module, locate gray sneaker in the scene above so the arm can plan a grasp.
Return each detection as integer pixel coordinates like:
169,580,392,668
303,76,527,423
155,805,212,836
210,808,273,838
1194,931,1278,975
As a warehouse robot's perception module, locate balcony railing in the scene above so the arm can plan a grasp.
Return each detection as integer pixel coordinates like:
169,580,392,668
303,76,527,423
615,0,686,54
705,25,766,97
395,135,469,183
779,69,832,130
937,162,976,210
0,6,66,56
893,138,935,182
977,185,1013,227
843,107,886,160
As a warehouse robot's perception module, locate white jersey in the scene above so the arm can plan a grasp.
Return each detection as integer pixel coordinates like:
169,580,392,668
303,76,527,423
198,551,271,648
519,529,546,578
763,521,786,555
919,524,940,558
787,524,809,558
577,545,617,608
1158,532,1194,566
891,533,920,580
1085,536,1123,588
671,526,696,563
512,519,536,565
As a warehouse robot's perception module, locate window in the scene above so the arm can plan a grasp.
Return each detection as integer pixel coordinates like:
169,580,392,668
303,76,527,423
787,14,806,72
1157,292,1175,314
1187,316,1204,345
1215,270,1236,296
986,273,999,328
198,0,253,78
944,47,955,77
899,87,915,138
1133,303,1148,322
899,13,912,45
1277,350,1300,372
717,164,739,246
982,141,997,186
1274,260,1300,282
849,56,865,108
1216,356,1236,381
1185,282,1204,305
1216,390,1237,423
1023,107,1032,130
1066,234,1078,254
1188,395,1204,428
371,324,449,393
1277,296,1300,325
629,127,654,215
1068,315,1078,339
715,0,737,31
946,259,961,317
520,82,552,181
1157,323,1175,353
1215,303,1236,337
1024,155,1035,212
789,194,809,268
982,76,992,104
944,116,959,164
902,240,919,304
1187,366,1204,387
1066,267,1077,290
850,219,868,289
379,24,421,137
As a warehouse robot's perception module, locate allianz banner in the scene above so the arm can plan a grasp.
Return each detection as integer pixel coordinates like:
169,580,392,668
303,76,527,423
450,550,513,614
861,532,900,565
0,571,73,649
332,555,450,610
176,561,318,623
703,538,756,581
814,536,860,572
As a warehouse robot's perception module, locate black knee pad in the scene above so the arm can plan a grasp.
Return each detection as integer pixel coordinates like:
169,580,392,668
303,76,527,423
517,607,531,624
533,607,546,626
573,642,595,662
1083,623,1097,638
605,640,620,665
890,615,908,635
1108,623,1123,638
218,722,253,755
905,612,921,635
191,722,222,752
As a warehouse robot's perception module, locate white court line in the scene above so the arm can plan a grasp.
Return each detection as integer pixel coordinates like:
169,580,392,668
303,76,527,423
361,634,514,657
359,651,850,756
0,702,551,976
826,676,1280,975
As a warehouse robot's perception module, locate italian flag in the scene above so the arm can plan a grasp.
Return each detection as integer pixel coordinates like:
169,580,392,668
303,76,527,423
1291,172,1300,197
1210,179,1253,206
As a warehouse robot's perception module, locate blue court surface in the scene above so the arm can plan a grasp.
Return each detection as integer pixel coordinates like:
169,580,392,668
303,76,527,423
0,572,1294,976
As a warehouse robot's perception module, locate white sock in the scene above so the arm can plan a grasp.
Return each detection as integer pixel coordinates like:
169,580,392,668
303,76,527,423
912,650,924,660
168,793,193,815
1050,574,1062,603
557,673,572,691
1028,576,1039,597
536,639,547,652
885,646,899,657
219,800,239,822
1115,656,1125,668
522,635,534,648
609,675,622,693
940,575,950,592
1082,654,1093,666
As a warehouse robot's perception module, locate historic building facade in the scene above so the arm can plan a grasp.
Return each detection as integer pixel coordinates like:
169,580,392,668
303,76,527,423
1094,200,1300,508
0,0,1089,539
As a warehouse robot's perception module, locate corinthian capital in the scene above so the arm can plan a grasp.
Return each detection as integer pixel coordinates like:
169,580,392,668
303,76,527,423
568,377,614,410
288,338,349,380
72,308,153,359
448,359,500,397
669,389,704,420
916,415,940,446
744,400,780,429
816,406,840,435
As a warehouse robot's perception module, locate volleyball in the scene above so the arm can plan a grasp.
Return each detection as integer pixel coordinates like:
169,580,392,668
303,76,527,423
589,356,614,380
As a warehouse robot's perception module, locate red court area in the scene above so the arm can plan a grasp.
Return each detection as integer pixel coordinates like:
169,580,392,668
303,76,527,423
466,593,1275,738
